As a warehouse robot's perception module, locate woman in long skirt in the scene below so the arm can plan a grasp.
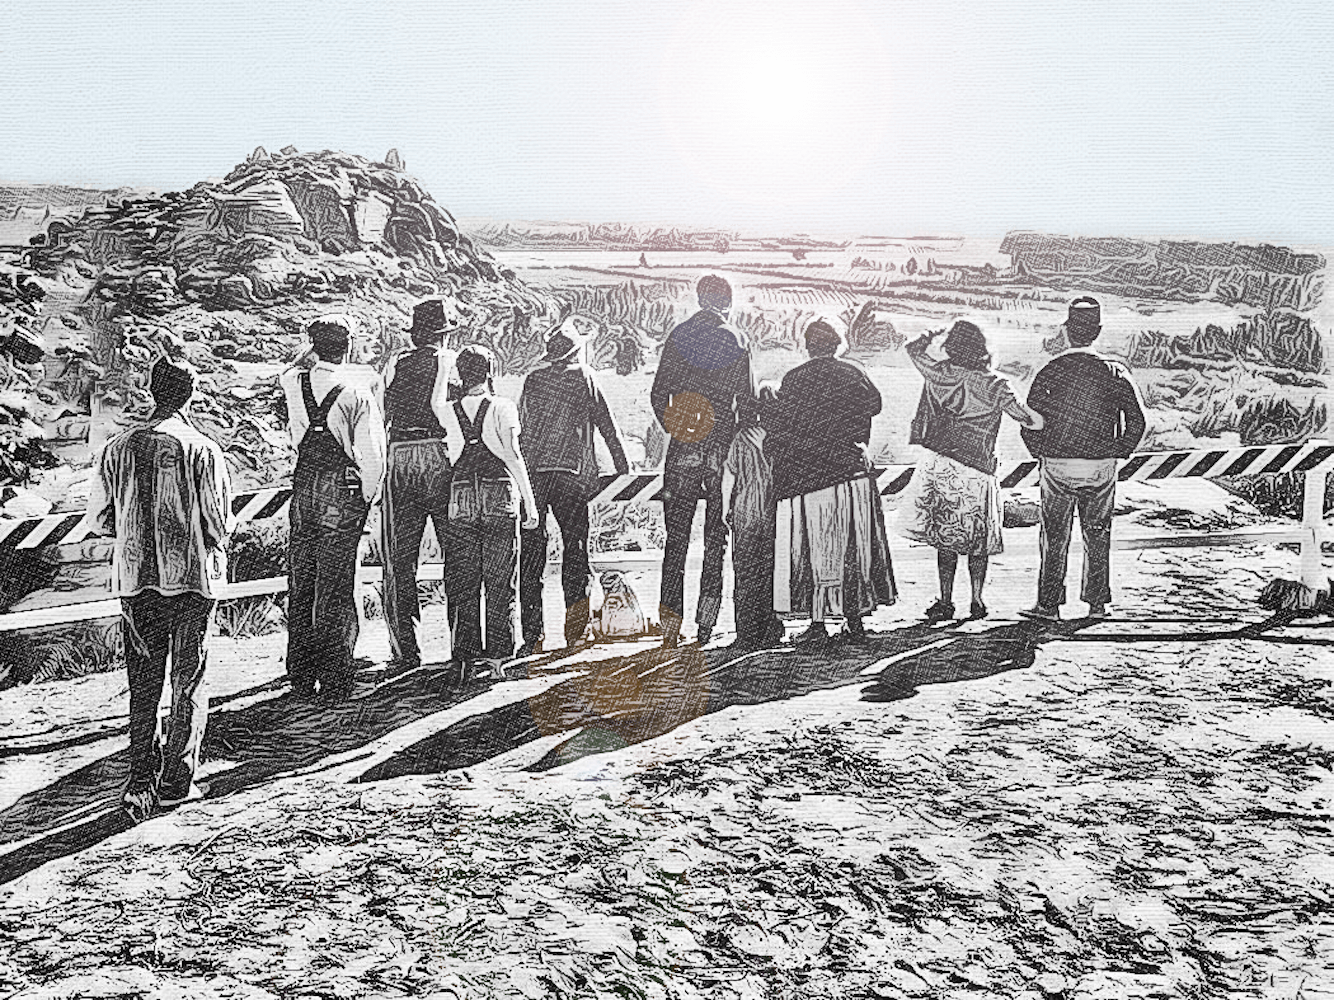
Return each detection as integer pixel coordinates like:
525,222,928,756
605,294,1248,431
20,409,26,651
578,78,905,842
764,319,897,644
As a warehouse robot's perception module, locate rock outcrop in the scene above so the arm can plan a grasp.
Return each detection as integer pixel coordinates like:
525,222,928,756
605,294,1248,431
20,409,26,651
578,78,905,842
22,148,556,496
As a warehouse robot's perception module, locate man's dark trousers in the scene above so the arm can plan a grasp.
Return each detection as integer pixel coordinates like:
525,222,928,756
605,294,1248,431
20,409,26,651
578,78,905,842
445,517,519,661
660,462,728,637
122,590,215,798
383,440,451,667
287,467,369,696
1036,458,1116,610
520,470,595,648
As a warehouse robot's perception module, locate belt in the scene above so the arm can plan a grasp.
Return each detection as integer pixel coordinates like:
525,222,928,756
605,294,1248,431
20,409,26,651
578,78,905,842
389,428,445,443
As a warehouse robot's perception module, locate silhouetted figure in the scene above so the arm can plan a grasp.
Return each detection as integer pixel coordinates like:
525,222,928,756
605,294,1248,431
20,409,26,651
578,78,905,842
381,299,460,671
1021,297,1146,621
766,319,896,645
86,357,232,823
517,318,629,655
724,395,784,650
901,320,1044,622
650,275,752,647
280,315,386,699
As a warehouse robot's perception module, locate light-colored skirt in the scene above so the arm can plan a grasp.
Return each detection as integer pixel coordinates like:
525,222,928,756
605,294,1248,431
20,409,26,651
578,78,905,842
897,450,1003,556
774,475,897,621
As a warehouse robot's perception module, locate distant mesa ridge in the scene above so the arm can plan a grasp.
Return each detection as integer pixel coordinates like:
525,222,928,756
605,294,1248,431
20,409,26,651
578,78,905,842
1000,231,1326,312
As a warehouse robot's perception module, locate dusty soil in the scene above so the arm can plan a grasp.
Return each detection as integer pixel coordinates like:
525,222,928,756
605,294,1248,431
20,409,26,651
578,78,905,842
1,534,1333,999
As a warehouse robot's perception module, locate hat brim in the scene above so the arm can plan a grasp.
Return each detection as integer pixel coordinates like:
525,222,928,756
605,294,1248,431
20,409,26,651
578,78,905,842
542,336,586,362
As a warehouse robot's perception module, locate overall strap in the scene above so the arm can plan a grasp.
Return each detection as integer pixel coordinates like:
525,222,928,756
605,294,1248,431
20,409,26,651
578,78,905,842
301,371,345,432
454,397,492,445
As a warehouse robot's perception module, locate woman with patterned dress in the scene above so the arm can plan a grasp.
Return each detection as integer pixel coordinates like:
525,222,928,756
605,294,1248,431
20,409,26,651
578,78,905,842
900,321,1045,622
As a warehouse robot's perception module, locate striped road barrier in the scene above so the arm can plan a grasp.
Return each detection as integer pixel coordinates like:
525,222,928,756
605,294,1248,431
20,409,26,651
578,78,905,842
0,442,1329,634
3,441,1333,554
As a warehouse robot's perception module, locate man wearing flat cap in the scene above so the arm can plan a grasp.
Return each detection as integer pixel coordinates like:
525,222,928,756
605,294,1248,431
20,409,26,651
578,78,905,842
380,299,461,671
87,355,233,823
280,314,387,698
517,315,630,655
1021,296,1146,621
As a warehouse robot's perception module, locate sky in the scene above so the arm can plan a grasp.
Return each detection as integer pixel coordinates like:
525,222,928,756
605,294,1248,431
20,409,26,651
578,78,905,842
2,0,1332,243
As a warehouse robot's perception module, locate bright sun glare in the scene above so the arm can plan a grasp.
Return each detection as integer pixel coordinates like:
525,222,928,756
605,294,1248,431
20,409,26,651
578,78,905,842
658,0,891,208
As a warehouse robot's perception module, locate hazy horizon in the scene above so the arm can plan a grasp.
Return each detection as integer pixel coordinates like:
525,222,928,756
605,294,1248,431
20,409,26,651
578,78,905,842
4,1,1332,245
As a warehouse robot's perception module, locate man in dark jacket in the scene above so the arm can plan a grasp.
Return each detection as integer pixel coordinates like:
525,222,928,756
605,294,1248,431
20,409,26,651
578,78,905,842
650,275,752,647
1021,297,1146,621
517,318,630,654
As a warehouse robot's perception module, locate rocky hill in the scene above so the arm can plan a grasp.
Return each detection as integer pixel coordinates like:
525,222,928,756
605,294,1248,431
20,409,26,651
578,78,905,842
16,147,557,501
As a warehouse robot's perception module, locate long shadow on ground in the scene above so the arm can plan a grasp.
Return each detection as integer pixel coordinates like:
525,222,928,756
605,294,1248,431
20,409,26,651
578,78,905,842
0,661,502,885
3,613,1291,885
357,620,1056,782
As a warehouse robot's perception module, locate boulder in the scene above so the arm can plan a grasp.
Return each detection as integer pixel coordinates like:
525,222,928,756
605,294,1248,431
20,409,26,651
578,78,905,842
385,148,404,170
284,172,358,252
208,180,305,240
352,190,394,245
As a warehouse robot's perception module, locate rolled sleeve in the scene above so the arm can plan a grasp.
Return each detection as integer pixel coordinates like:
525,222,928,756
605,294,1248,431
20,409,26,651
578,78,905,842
353,390,388,502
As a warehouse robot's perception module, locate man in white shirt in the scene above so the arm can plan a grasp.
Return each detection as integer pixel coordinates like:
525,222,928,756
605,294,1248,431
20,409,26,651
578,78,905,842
439,346,538,676
87,356,232,823
381,298,460,670
279,314,387,699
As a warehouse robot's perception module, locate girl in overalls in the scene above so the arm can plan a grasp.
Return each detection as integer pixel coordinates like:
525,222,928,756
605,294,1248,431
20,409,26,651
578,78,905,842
441,346,539,679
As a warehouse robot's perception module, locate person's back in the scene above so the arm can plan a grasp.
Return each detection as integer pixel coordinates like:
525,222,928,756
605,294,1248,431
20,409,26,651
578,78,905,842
1021,297,1146,622
87,357,231,824
649,275,753,647
768,355,882,501
652,307,751,467
98,420,230,599
520,362,624,481
517,325,628,653
1023,351,1145,459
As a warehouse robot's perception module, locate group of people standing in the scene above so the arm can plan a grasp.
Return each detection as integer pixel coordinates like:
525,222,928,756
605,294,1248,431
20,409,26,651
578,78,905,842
88,275,1145,824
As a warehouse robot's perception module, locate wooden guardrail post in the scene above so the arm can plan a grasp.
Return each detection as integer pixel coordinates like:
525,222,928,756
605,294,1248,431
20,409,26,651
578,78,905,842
1301,464,1330,591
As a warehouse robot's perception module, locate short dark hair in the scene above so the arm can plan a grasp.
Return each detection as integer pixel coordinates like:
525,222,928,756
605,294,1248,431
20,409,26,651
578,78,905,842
308,320,351,362
456,345,496,390
804,319,841,356
149,357,195,416
697,275,732,312
1066,321,1101,348
943,320,991,371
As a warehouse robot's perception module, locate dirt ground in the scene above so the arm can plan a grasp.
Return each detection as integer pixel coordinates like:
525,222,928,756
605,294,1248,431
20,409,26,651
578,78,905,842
1,530,1333,999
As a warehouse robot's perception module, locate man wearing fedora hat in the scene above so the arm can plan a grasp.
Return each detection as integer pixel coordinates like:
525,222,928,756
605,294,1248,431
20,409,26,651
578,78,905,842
87,355,233,823
1021,296,1146,621
517,315,630,654
380,298,462,670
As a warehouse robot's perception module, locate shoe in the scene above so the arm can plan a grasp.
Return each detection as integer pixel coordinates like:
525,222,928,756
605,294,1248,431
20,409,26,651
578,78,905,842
694,625,715,646
967,601,988,621
1086,603,1108,620
515,639,544,659
160,782,209,808
1019,605,1060,622
923,600,955,624
840,625,869,645
121,786,158,825
793,622,830,646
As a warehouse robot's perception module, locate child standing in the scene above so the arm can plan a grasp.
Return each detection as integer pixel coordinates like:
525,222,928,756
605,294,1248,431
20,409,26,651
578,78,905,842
724,395,785,650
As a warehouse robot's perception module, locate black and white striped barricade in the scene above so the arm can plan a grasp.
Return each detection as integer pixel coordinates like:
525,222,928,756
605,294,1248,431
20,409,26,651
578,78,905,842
586,440,1334,589
0,441,1330,632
